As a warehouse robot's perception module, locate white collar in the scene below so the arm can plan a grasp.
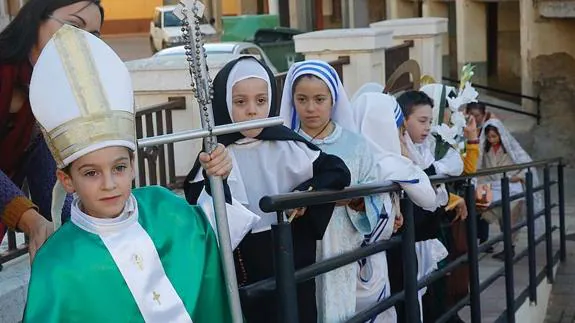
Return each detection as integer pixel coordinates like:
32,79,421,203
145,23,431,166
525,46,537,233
71,194,139,236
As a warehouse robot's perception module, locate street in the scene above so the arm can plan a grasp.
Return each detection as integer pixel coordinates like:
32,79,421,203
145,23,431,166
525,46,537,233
103,34,153,62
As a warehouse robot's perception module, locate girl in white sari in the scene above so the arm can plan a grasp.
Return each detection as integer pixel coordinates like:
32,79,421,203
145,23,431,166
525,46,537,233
351,90,438,323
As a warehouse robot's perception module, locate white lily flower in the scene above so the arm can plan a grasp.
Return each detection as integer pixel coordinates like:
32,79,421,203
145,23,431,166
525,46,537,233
447,81,479,111
451,111,467,130
432,124,458,146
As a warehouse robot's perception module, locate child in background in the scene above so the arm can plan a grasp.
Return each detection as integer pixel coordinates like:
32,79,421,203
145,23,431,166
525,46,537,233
478,120,527,260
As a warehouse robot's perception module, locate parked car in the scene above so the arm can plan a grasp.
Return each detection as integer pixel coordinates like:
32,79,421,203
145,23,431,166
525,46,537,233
153,42,279,74
149,5,217,53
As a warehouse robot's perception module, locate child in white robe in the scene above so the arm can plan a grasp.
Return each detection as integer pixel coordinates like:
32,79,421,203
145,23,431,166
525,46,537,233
351,90,438,323
395,90,462,322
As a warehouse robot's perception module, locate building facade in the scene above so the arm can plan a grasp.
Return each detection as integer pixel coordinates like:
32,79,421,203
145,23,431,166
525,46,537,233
284,0,575,164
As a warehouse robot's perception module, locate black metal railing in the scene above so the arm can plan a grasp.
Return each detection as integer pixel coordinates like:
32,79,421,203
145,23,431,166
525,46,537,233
241,157,565,323
442,77,542,125
135,98,186,189
0,230,28,271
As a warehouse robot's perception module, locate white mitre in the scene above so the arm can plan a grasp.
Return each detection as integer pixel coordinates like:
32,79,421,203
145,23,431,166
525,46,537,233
30,24,135,169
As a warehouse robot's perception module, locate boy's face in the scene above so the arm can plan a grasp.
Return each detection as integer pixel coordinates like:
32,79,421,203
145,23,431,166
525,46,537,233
406,104,432,144
57,146,135,219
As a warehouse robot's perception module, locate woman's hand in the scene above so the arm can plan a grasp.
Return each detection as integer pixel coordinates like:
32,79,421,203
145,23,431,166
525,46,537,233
17,209,54,263
199,144,232,179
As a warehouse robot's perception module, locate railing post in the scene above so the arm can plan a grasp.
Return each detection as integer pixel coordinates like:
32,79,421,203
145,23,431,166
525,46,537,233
544,166,554,283
7,230,16,250
465,181,482,323
401,199,421,323
558,163,566,262
501,175,516,323
272,211,299,323
525,171,537,303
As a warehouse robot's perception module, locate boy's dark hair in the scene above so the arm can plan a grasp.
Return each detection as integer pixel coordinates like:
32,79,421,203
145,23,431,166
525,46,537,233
466,101,486,115
61,150,135,175
397,90,434,118
483,125,506,154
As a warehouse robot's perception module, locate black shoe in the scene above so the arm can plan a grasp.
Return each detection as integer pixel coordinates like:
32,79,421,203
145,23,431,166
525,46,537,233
493,247,515,261
484,246,495,254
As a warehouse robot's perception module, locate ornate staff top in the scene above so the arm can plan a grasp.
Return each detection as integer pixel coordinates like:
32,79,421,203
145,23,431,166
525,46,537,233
173,0,217,152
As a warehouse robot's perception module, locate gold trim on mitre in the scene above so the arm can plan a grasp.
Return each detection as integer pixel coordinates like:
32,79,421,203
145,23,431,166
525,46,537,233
47,111,135,168
41,25,135,168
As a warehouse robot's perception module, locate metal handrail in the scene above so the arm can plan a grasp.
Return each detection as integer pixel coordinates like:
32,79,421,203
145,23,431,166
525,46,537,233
442,77,540,102
248,158,565,323
260,158,562,212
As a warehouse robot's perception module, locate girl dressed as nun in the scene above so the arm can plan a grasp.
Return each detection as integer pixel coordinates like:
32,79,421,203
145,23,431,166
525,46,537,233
184,56,351,323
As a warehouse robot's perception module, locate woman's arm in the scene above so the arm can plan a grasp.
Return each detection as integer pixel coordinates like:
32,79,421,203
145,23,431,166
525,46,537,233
0,169,35,230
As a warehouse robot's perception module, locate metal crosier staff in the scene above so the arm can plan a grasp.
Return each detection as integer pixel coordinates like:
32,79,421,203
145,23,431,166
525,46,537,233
137,117,283,148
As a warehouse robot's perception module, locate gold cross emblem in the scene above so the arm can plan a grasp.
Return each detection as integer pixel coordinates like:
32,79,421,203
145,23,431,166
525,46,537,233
132,254,143,270
153,291,161,305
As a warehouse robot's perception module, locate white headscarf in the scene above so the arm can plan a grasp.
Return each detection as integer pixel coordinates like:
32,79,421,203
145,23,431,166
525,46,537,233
279,60,357,132
225,58,273,121
350,82,384,103
479,119,545,235
479,119,533,169
352,92,404,154
352,92,437,211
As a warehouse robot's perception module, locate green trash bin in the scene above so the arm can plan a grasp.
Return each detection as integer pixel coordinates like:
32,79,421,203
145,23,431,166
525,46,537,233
251,27,305,73
220,15,279,42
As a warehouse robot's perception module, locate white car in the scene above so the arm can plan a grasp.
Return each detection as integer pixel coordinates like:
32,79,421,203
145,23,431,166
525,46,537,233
153,42,279,74
149,5,217,53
